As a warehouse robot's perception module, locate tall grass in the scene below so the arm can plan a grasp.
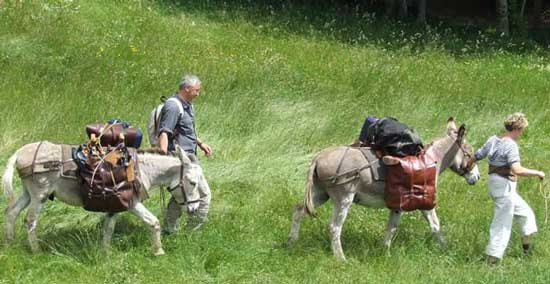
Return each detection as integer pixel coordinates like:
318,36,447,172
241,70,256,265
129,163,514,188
1,0,550,283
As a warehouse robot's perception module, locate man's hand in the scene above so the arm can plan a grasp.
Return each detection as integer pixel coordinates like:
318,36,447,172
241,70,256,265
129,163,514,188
199,142,212,158
538,171,546,180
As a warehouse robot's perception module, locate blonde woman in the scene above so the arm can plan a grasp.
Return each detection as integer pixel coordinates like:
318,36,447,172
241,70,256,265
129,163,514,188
475,113,545,263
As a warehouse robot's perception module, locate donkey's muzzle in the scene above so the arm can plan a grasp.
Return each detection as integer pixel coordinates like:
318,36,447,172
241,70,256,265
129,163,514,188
187,201,200,214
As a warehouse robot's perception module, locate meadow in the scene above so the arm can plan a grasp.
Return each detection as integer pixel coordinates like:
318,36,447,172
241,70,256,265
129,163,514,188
1,0,550,283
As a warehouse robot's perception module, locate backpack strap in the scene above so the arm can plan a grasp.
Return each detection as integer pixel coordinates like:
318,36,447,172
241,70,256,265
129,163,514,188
165,97,184,118
164,97,185,138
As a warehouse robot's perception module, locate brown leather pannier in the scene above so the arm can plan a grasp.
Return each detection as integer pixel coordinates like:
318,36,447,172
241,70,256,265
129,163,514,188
77,146,139,213
385,153,437,211
86,123,142,148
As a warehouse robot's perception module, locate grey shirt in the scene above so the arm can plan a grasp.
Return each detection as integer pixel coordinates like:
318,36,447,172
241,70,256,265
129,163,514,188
475,135,520,167
158,94,197,154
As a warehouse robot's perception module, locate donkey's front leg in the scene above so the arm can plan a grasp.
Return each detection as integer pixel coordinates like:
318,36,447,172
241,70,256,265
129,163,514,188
383,210,402,249
130,202,164,256
421,209,446,248
102,213,118,249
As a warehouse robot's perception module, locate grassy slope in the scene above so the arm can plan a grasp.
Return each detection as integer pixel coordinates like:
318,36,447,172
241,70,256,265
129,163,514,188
1,1,550,283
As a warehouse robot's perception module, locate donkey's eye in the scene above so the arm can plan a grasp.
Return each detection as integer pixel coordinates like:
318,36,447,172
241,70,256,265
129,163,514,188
189,181,197,186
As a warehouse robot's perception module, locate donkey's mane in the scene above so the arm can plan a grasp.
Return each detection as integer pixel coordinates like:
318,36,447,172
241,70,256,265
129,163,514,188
426,131,458,149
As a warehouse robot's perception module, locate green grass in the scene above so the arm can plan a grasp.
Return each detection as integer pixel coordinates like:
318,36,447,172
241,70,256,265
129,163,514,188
1,0,550,283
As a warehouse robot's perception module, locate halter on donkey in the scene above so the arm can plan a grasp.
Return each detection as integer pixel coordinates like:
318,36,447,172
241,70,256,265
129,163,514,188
288,118,481,261
3,143,206,256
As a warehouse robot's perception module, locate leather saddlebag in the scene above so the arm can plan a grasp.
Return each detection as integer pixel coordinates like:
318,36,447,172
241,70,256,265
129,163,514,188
76,146,138,212
86,123,142,148
385,153,437,211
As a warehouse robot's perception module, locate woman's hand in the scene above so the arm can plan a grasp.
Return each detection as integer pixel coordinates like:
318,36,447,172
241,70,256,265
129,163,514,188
537,171,545,180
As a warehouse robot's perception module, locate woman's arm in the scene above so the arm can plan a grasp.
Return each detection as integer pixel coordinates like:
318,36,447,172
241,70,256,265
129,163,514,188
510,162,545,179
475,138,493,160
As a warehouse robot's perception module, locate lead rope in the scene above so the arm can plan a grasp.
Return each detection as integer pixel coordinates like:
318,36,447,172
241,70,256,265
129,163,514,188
539,180,550,224
159,185,166,221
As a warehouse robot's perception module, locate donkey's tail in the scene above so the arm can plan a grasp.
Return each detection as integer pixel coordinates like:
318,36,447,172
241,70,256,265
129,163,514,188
303,154,319,218
3,150,19,207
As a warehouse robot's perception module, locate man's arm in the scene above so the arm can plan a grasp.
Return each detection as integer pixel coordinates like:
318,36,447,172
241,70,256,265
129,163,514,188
159,132,169,154
157,101,179,154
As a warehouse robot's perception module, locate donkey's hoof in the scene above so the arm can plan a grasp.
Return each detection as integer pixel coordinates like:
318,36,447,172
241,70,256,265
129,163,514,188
336,256,347,262
287,237,297,246
154,248,165,256
30,246,41,253
4,238,14,246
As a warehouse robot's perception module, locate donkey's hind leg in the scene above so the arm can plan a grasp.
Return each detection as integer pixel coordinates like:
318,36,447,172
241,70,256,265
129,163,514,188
4,188,31,243
25,198,46,253
421,209,446,248
327,190,354,261
382,210,402,249
287,184,329,245
24,177,54,253
130,202,164,256
102,213,118,249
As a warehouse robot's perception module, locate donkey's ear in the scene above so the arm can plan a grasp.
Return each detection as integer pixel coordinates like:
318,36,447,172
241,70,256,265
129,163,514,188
457,124,467,144
175,145,191,165
447,117,457,132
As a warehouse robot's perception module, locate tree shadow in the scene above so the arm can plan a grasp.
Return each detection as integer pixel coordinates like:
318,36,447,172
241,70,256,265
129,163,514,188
157,0,549,58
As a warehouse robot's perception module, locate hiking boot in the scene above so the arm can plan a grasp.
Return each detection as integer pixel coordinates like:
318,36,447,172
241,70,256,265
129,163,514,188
486,255,500,265
523,243,534,256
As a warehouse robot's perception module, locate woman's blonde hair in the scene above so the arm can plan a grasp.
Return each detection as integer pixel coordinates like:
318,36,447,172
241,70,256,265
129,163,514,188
504,112,528,131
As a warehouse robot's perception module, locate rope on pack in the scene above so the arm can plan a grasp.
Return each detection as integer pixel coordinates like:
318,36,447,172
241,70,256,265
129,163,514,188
539,180,550,224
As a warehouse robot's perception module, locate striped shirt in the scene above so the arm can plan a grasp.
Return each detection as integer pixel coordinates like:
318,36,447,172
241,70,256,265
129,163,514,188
475,135,520,167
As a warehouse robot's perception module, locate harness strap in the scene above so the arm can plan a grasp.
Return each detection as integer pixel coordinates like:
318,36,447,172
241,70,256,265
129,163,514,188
323,162,372,186
90,149,119,187
30,141,44,178
332,146,350,184
166,163,201,206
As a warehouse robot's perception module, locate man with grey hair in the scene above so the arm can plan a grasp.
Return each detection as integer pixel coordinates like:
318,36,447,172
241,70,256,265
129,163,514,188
158,74,212,232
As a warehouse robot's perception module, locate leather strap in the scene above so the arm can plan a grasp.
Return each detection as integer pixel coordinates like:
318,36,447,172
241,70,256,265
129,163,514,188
489,165,517,182
332,146,350,184
30,141,44,178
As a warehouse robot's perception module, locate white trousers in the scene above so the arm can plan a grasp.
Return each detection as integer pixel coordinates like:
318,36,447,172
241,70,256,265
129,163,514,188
486,174,537,259
165,178,211,232
164,157,211,232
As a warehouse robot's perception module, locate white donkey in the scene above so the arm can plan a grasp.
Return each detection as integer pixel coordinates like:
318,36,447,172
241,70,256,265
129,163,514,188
3,142,207,255
288,118,481,261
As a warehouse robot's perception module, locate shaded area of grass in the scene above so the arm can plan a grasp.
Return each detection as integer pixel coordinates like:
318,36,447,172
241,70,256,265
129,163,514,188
161,0,550,55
